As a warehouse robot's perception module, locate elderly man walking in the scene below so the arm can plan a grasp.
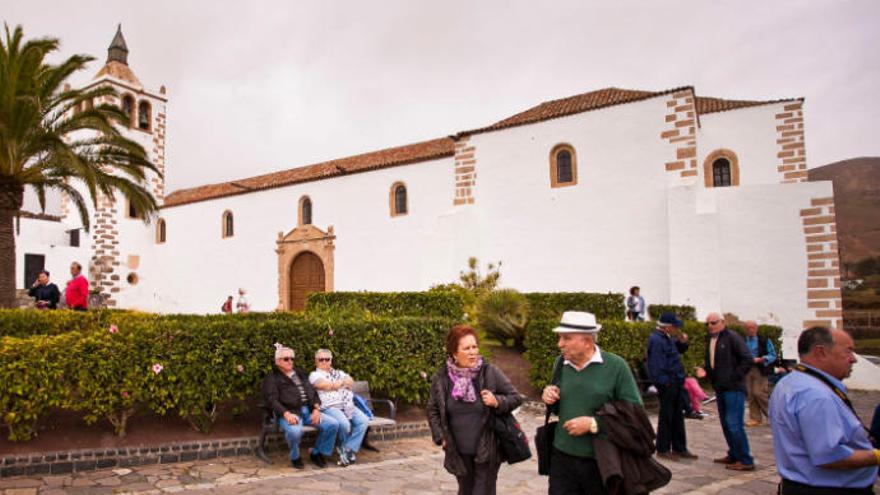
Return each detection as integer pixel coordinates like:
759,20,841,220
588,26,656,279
696,313,754,471
647,312,697,460
770,327,879,494
542,311,643,495
743,320,776,427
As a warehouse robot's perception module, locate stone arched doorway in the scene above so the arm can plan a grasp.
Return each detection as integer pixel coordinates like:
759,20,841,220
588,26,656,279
276,224,335,311
289,252,325,311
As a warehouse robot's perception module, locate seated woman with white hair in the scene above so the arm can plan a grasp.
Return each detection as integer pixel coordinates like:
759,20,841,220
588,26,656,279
309,349,370,466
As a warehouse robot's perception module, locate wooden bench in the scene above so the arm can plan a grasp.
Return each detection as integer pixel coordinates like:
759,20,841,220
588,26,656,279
255,380,396,464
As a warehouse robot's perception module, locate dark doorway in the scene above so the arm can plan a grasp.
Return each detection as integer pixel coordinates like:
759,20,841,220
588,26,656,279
23,254,45,288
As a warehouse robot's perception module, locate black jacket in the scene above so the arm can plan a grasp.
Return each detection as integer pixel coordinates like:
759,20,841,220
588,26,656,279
426,362,522,476
28,283,60,309
704,328,752,393
261,367,321,417
594,401,672,495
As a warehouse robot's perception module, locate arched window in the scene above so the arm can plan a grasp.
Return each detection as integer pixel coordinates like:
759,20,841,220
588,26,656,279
549,144,578,188
298,196,312,226
390,182,408,217
156,218,166,244
121,94,135,126
222,210,234,238
137,100,151,131
702,149,740,188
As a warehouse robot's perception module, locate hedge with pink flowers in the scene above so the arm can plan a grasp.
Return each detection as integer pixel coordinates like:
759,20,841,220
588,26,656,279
0,311,452,441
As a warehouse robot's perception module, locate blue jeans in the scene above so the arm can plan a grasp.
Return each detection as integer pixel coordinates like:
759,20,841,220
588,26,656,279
322,407,369,453
716,390,753,465
277,406,340,460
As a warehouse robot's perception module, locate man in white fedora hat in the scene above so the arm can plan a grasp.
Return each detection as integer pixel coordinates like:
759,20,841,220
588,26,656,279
542,311,643,494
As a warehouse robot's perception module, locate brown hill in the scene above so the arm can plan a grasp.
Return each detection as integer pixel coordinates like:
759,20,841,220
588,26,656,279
808,157,880,266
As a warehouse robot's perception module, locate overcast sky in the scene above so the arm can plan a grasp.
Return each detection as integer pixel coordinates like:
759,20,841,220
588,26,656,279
5,0,879,192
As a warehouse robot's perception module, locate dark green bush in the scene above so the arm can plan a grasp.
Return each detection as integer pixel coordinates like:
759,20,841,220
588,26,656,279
306,291,465,319
475,289,529,349
523,319,782,390
0,312,451,441
524,292,624,321
648,304,697,321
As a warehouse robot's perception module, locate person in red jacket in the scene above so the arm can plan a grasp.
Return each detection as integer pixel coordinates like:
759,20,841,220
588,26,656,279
65,262,89,311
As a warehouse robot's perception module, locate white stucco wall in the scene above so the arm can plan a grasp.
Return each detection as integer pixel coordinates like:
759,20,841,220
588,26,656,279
14,217,88,292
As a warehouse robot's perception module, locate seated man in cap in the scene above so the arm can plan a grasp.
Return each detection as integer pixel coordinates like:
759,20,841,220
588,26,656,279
262,345,340,469
542,311,644,494
647,311,698,460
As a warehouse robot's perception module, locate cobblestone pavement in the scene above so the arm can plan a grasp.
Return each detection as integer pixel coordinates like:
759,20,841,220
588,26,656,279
2,397,878,495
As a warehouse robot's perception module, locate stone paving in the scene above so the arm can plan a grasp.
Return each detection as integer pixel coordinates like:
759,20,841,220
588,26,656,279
1,397,878,495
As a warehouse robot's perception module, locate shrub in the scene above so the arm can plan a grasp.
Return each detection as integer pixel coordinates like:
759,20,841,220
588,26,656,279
475,289,529,349
648,304,697,321
306,291,465,320
523,319,782,390
0,312,452,441
524,292,624,321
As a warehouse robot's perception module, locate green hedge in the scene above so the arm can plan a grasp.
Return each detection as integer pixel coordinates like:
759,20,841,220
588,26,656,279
523,319,783,389
524,292,624,321
306,291,465,319
0,311,451,441
647,304,697,321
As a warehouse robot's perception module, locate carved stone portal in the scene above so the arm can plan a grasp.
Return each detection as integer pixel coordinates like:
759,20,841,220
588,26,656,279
276,224,335,311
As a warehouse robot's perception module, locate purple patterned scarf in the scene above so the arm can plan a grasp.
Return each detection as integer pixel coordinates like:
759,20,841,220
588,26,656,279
446,356,483,402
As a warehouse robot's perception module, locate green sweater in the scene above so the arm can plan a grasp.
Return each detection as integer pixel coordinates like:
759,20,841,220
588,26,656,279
553,350,642,458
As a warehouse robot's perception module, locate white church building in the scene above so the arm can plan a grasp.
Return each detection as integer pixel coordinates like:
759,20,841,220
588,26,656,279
15,29,862,373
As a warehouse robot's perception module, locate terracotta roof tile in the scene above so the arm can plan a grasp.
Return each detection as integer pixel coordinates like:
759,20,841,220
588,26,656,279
696,96,802,114
163,137,454,208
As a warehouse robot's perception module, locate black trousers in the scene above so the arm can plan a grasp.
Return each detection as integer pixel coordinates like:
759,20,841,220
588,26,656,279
656,383,687,453
548,448,607,495
456,454,500,495
779,479,875,495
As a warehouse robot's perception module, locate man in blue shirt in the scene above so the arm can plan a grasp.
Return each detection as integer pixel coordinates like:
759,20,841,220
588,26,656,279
743,320,776,427
769,326,879,494
647,311,697,460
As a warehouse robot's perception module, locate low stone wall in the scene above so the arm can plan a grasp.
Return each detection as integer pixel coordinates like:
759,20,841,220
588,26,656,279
0,421,432,479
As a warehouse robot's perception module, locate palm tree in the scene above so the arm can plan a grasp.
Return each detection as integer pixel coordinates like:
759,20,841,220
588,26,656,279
0,24,160,308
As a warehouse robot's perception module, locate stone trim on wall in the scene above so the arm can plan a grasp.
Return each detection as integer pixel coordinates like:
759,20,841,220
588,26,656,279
89,192,122,307
801,196,843,329
276,225,335,311
660,89,698,179
151,108,167,203
453,137,476,206
776,101,807,183
702,149,740,188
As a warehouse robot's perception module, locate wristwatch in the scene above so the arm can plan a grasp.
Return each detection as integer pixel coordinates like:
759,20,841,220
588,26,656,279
589,418,598,434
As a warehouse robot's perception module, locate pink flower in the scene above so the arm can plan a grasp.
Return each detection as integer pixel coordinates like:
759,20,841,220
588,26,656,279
121,390,129,399
328,327,334,337
419,371,428,380
236,364,244,373
152,363,163,375
109,325,119,334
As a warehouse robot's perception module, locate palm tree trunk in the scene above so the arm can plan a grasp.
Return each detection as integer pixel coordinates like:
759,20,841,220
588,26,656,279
0,181,24,309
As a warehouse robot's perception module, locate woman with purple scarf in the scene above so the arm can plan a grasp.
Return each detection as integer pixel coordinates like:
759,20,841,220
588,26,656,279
427,325,522,495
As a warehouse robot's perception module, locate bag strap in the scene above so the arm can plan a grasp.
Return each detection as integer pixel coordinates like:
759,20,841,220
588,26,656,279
794,364,875,443
544,355,564,425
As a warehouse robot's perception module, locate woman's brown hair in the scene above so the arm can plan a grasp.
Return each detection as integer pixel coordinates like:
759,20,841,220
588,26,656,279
445,325,478,357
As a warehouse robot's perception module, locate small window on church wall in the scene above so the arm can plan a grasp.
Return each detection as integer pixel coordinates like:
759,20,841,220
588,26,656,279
126,200,141,219
299,196,312,226
549,144,578,188
712,159,732,187
156,218,166,244
121,95,135,126
222,211,234,238
390,182,408,217
138,100,151,131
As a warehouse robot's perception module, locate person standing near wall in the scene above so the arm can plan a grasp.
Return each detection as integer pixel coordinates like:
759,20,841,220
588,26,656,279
28,270,60,309
743,320,776,427
626,286,646,321
221,296,233,314
64,262,88,311
236,288,250,313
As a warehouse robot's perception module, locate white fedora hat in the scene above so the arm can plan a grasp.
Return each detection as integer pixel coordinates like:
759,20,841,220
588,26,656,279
552,311,602,333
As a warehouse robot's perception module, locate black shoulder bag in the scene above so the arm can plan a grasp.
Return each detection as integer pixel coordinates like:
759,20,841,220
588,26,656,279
794,364,878,448
535,356,564,476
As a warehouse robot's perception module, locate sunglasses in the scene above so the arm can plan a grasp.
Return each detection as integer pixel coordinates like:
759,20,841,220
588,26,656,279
317,357,332,362
706,320,720,326
279,357,294,362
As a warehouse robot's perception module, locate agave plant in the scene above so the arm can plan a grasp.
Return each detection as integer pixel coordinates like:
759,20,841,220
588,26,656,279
476,288,530,350
0,25,159,307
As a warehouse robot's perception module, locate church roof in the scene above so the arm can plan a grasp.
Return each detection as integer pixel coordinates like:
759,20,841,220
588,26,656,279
163,137,455,207
93,25,142,88
162,86,801,208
